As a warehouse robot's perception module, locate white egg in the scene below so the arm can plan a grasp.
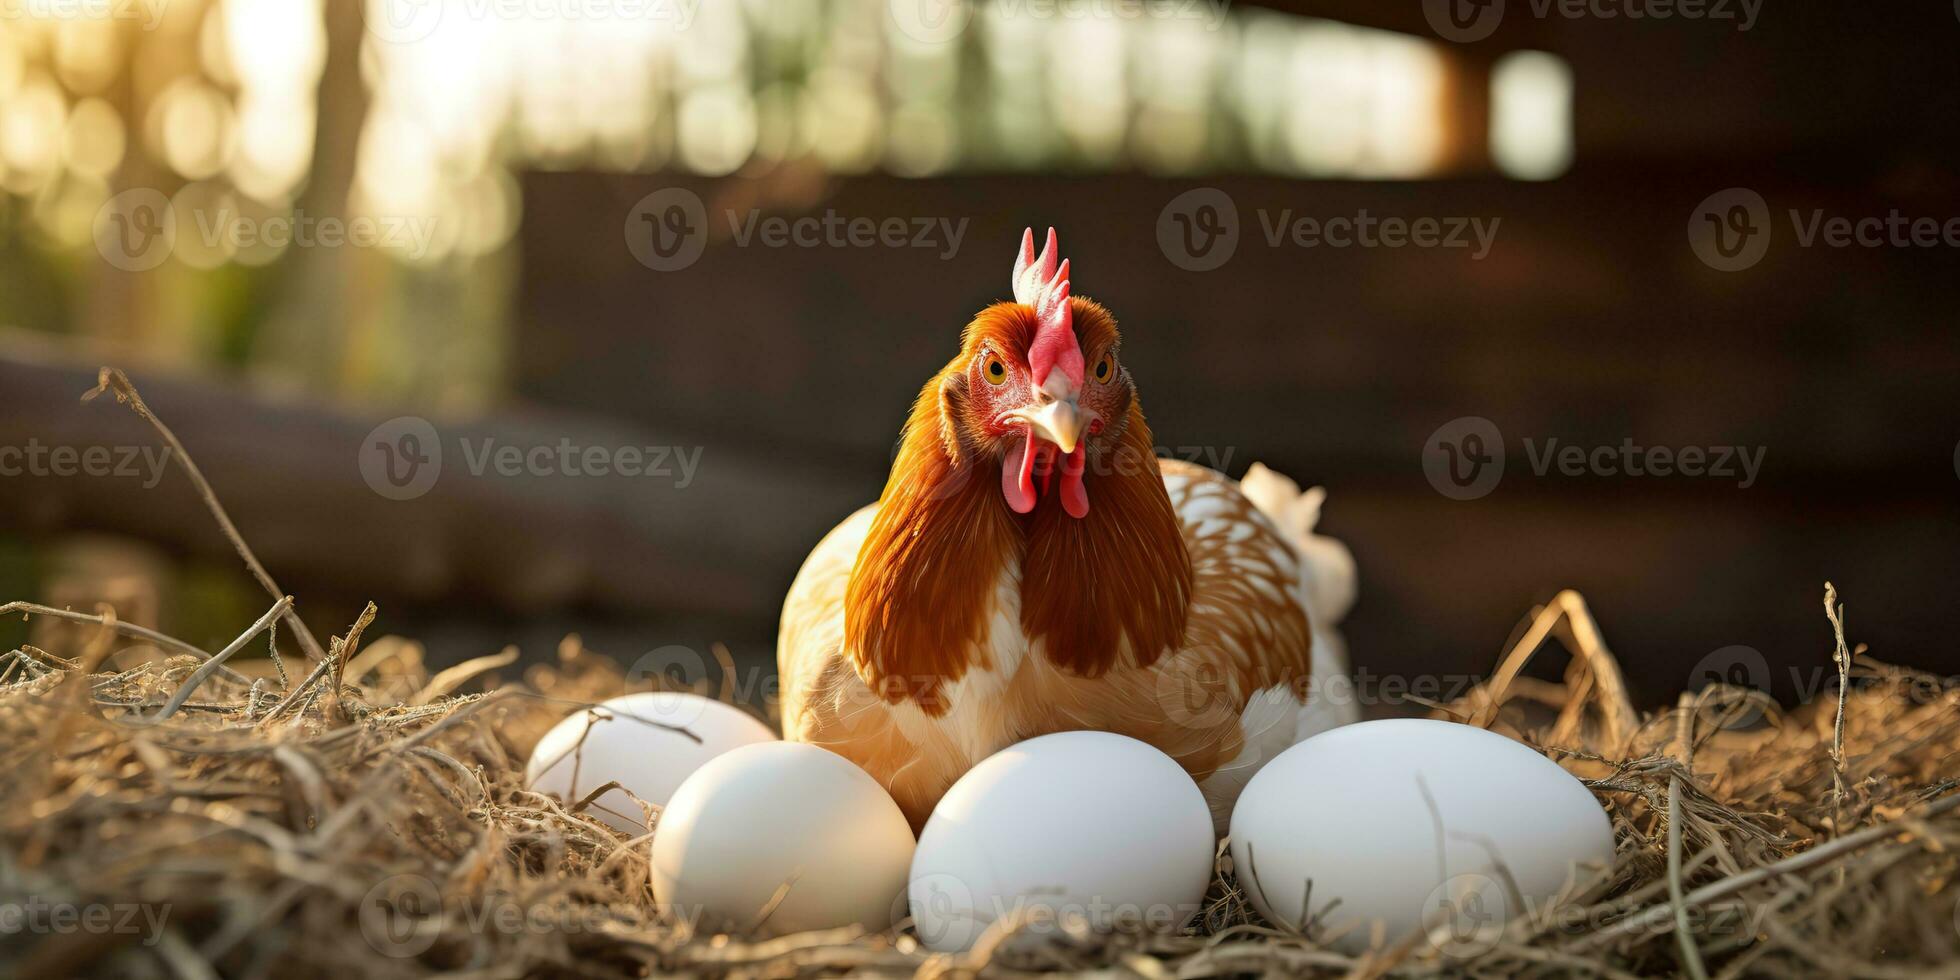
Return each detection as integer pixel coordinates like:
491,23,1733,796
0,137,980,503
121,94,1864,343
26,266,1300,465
1229,718,1614,953
909,731,1215,953
526,692,775,834
652,741,915,935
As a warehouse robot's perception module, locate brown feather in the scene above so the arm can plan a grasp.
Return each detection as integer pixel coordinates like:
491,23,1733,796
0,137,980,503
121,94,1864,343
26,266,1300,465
793,297,1318,832
1020,398,1192,676
843,307,1029,713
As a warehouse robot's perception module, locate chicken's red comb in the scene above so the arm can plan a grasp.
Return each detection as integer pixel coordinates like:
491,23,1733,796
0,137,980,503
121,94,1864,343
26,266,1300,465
1012,227,1082,389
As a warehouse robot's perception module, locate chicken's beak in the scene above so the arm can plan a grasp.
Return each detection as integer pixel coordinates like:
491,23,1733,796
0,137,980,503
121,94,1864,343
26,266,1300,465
1030,399,1084,455
1005,398,1085,455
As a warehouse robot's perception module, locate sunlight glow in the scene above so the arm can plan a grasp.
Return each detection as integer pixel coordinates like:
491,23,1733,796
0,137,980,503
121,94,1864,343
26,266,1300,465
1492,50,1575,180
0,0,1567,272
61,95,122,177
0,73,64,192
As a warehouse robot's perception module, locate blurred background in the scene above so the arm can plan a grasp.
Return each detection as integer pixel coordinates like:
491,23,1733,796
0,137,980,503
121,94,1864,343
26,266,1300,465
0,0,1955,711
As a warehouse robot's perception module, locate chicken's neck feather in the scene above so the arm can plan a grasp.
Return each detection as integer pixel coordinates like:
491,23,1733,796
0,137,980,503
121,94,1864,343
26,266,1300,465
1021,402,1192,676
845,380,1191,716
845,374,1021,716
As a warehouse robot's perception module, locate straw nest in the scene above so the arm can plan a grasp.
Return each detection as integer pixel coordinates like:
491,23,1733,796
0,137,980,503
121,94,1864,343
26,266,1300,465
2,370,1957,978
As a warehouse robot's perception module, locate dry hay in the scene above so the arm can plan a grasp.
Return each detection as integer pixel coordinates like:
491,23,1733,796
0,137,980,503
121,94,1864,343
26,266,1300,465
2,370,1958,978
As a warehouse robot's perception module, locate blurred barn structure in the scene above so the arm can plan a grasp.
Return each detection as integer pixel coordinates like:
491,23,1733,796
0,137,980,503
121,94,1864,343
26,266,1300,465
0,0,1956,708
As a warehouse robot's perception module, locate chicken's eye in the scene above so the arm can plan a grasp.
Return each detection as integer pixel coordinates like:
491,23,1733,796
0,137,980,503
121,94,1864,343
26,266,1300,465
1092,356,1114,383
982,354,1008,386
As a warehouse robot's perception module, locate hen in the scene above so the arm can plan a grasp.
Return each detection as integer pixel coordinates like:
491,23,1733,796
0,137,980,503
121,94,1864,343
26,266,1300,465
778,229,1357,833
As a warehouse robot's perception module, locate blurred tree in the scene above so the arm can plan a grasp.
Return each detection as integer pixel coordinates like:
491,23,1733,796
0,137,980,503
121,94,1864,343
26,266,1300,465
254,0,369,392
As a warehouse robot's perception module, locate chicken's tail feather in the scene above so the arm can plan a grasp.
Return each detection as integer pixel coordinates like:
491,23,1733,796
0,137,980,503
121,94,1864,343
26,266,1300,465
1238,462,1361,740
1239,462,1357,629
